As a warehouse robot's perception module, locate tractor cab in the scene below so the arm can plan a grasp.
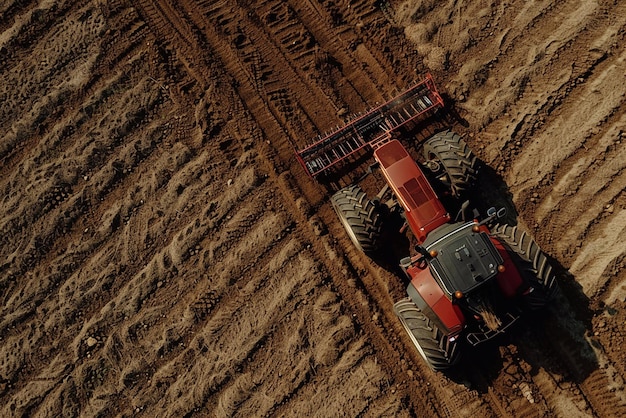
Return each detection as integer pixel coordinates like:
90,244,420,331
423,222,504,297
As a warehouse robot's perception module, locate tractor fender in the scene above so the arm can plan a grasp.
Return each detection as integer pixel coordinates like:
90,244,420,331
471,223,525,298
405,264,465,335
487,232,525,298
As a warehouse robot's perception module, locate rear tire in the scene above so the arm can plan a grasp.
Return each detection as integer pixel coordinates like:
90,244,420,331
423,130,477,196
330,185,382,256
493,224,558,309
394,298,460,371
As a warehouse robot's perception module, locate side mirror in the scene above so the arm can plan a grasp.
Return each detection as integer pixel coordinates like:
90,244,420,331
479,206,507,226
487,207,506,218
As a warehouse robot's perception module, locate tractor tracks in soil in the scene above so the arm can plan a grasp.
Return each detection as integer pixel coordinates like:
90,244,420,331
1,0,625,416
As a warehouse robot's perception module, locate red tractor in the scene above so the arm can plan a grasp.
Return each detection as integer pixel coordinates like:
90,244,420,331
296,76,558,370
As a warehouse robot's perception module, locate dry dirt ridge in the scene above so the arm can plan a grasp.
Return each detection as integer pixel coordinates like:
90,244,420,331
1,0,625,417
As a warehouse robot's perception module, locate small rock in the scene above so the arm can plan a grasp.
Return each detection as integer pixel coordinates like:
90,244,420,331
309,215,327,236
86,337,97,347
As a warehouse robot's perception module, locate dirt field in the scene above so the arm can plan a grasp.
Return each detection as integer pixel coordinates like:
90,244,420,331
1,0,625,416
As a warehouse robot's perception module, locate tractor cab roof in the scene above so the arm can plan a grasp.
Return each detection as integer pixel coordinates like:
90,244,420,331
424,222,503,295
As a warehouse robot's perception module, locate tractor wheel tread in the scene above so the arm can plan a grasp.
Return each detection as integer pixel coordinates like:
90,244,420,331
331,185,382,255
423,130,477,196
493,224,559,310
393,298,460,370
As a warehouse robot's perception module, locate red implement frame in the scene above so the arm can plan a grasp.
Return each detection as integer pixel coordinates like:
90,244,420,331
295,74,444,178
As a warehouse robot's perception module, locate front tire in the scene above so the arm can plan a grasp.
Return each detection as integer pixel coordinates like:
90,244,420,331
394,298,460,371
330,185,382,256
423,130,477,196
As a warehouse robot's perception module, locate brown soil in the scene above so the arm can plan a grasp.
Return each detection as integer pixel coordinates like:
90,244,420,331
1,0,625,417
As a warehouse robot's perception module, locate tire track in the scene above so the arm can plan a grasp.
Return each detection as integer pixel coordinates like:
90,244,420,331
2,153,264,416
0,1,102,170
2,5,222,414
0,78,167,330
133,0,210,92
185,0,341,142
284,0,388,104
0,8,164,323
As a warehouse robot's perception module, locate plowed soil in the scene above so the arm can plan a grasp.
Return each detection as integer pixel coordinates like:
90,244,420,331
1,0,625,417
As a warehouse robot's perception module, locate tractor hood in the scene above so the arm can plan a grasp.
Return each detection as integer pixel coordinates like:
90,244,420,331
374,140,450,243
425,222,503,296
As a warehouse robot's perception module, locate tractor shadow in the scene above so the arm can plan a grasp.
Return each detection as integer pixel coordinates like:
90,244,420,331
446,276,598,392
